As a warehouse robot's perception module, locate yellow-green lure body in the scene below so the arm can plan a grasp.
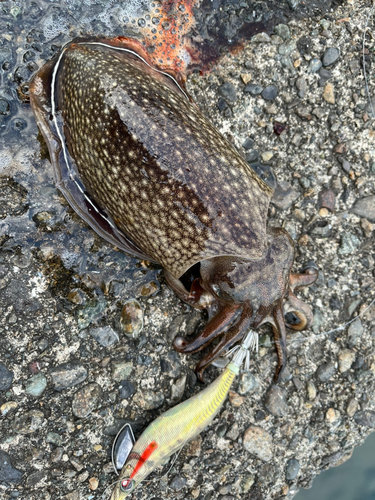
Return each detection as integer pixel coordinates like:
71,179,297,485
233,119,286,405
111,332,257,499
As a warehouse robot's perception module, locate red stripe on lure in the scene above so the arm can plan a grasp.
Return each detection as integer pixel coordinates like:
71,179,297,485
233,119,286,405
130,441,158,480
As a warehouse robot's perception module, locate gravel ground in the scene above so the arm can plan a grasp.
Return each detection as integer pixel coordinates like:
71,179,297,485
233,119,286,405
0,1,375,500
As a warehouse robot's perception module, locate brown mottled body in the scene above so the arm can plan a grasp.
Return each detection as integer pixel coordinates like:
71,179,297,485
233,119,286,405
30,37,317,382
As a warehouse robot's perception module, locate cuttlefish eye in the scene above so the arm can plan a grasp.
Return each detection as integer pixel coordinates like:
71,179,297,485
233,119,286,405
120,478,134,492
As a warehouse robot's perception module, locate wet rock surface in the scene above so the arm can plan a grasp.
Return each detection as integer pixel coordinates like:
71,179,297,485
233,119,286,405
0,2,375,500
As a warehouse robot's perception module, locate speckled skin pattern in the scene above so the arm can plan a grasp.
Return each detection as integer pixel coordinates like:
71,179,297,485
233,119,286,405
56,42,272,278
29,38,317,381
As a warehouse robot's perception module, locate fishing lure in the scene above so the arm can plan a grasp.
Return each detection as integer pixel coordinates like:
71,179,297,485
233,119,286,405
110,330,258,499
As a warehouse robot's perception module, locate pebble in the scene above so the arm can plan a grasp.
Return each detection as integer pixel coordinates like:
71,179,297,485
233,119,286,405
317,189,335,212
244,83,263,95
351,195,375,222
219,82,237,103
316,361,336,382
119,380,135,399
261,151,273,162
119,299,143,338
322,47,340,66
228,391,244,407
50,362,88,391
132,390,164,410
285,458,300,480
296,77,308,99
337,157,351,173
272,182,300,210
338,349,355,373
14,410,46,434
0,450,23,483
338,233,360,255
241,73,252,84
308,58,322,73
274,24,290,40
243,426,273,462
354,411,375,427
261,85,278,101
318,68,332,87
51,447,64,463
322,83,335,104
326,408,340,424
347,319,364,347
0,362,14,391
67,288,88,305
169,475,187,491
160,351,181,378
26,471,48,488
306,381,317,401
265,386,288,417
312,107,326,119
226,423,240,441
25,372,47,397
72,383,102,418
46,432,63,446
111,360,133,382
1,401,18,416
238,371,259,394
89,325,119,347
242,137,254,149
89,477,99,490
346,398,358,417
278,40,296,56
170,374,186,403
252,32,272,43
185,435,202,457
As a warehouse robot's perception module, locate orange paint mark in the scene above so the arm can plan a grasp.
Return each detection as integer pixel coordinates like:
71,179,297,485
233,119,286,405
130,441,158,479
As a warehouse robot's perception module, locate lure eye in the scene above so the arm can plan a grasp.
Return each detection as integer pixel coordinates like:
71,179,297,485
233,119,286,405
120,478,134,492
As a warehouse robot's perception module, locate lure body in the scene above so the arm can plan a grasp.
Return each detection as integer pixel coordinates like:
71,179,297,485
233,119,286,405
29,37,317,382
111,362,238,499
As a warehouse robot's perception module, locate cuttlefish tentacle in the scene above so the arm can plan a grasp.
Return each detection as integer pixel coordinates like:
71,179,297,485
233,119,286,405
289,268,318,291
195,305,253,382
173,302,242,354
270,302,288,382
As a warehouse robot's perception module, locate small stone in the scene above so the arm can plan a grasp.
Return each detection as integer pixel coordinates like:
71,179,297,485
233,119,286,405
312,107,326,119
89,326,119,347
346,398,358,417
333,143,346,154
354,411,375,427
351,196,375,222
274,24,290,40
170,475,187,492
326,408,340,424
241,474,255,493
117,380,134,399
261,151,273,162
296,77,308,98
78,470,89,482
242,137,254,149
219,82,237,103
337,157,351,173
133,390,164,410
279,40,296,56
296,107,312,120
252,32,272,43
25,372,47,397
14,410,46,434
0,362,14,391
160,351,181,378
47,432,63,445
338,233,360,255
322,47,340,66
261,85,278,101
265,386,288,417
322,83,335,104
171,374,186,403
285,458,300,480
272,182,300,210
306,381,317,400
347,319,364,347
243,426,273,462
316,361,336,382
67,288,88,305
308,58,322,73
72,383,102,418
338,349,356,373
89,477,99,490
0,451,23,483
50,362,88,391
51,447,64,462
119,300,143,338
361,218,374,237
226,423,240,441
111,360,133,382
1,401,18,416
265,104,277,114
228,391,244,407
26,471,48,488
185,435,202,457
241,74,252,84
317,189,335,212
244,83,263,95
238,371,259,394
